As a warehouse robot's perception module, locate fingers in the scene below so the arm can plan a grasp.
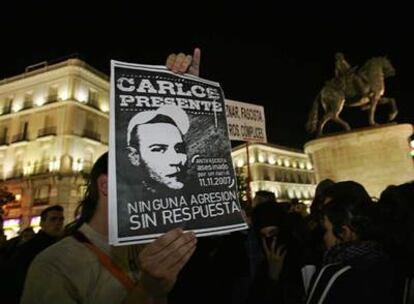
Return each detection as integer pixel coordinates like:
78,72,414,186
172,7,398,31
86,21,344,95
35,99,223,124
169,239,197,273
271,236,277,253
276,245,287,258
261,237,270,256
140,228,183,257
165,53,176,71
139,229,197,280
167,53,188,74
154,232,196,268
188,48,201,76
165,48,201,76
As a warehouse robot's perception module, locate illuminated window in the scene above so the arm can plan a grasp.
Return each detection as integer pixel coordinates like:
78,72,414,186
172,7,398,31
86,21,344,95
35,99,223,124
258,154,265,163
3,218,21,239
30,216,41,233
237,159,245,168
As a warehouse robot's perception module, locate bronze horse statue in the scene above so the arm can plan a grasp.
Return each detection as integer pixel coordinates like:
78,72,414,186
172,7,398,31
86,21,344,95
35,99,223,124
306,57,397,136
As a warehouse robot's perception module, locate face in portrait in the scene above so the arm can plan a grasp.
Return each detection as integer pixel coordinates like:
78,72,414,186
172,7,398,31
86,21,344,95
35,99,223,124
127,105,190,192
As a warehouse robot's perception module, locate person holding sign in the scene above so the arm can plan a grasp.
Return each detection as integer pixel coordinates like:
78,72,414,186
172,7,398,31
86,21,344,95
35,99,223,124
21,49,201,304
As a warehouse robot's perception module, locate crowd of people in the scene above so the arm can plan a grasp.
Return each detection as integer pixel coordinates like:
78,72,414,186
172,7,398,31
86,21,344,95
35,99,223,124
0,49,412,304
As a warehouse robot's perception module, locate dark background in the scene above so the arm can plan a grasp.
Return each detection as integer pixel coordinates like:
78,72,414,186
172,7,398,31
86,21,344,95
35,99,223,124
1,2,412,149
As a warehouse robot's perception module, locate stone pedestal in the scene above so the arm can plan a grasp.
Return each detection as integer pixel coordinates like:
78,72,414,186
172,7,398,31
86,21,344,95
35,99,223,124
304,123,414,198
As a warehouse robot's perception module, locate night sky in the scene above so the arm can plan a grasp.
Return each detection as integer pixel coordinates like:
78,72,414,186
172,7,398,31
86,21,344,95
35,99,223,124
1,3,412,149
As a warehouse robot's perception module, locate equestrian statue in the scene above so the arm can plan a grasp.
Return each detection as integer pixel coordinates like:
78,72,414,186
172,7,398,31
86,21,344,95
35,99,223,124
306,53,398,136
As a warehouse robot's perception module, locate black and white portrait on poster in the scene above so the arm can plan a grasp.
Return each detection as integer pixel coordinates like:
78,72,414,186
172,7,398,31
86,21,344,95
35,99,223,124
109,60,248,245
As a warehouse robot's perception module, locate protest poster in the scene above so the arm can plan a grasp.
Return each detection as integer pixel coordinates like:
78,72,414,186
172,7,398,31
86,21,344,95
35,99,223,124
109,61,248,245
225,99,267,143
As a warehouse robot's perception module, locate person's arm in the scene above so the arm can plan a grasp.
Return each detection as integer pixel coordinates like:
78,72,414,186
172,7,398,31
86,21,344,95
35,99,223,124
124,228,197,304
166,48,201,76
21,258,78,304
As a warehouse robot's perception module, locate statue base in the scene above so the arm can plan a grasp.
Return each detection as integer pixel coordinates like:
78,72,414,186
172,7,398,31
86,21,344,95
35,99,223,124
304,123,414,198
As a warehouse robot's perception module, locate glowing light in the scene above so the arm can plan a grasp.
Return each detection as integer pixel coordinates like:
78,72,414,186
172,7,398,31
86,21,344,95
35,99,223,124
306,162,313,170
73,158,84,172
292,161,298,168
299,162,305,169
49,158,60,171
268,155,276,165
258,154,265,163
76,88,88,103
237,159,245,168
15,194,21,201
284,159,290,167
100,103,109,113
3,219,20,239
30,216,41,233
34,96,45,106
277,158,283,166
249,156,255,164
23,162,34,176
58,87,69,100
12,104,22,112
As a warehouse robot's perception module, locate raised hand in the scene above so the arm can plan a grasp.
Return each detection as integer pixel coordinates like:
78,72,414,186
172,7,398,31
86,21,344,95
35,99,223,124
262,236,287,281
138,228,197,298
166,48,201,76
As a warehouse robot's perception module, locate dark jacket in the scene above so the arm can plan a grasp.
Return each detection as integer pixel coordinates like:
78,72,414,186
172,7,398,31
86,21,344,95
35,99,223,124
306,241,395,304
0,230,58,304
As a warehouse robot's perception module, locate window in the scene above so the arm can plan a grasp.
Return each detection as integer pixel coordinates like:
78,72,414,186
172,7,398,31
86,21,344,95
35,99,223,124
47,86,58,103
23,93,33,109
0,127,8,145
33,185,50,205
1,97,12,114
88,88,99,109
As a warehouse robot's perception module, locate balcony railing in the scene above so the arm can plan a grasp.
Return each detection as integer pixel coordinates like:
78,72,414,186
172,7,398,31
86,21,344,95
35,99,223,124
33,198,49,206
0,136,8,146
11,133,28,143
45,95,59,104
38,126,57,138
1,105,11,115
33,162,50,175
87,99,100,110
83,129,101,142
21,101,33,110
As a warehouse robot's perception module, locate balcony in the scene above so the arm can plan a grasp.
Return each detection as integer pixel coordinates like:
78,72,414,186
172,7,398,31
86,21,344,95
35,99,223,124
33,162,50,175
1,105,11,115
33,198,49,206
21,101,33,111
11,132,29,144
82,129,101,142
87,99,100,110
0,136,8,146
38,126,57,138
45,95,59,104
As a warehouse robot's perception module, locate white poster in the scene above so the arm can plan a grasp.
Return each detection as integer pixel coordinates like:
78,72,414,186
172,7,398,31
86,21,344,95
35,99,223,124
225,99,267,143
109,61,248,245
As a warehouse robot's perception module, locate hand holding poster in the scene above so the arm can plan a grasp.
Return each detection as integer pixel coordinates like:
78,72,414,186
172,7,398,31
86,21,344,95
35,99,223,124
109,61,248,245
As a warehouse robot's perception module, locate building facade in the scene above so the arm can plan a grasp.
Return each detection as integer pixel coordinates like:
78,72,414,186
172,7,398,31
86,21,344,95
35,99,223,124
232,143,316,205
0,58,317,238
0,59,108,238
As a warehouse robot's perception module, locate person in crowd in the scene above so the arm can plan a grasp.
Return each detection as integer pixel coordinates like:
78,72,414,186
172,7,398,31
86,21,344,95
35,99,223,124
247,201,308,304
305,182,394,304
0,227,35,262
21,49,201,304
1,205,64,303
252,190,277,207
375,181,414,304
